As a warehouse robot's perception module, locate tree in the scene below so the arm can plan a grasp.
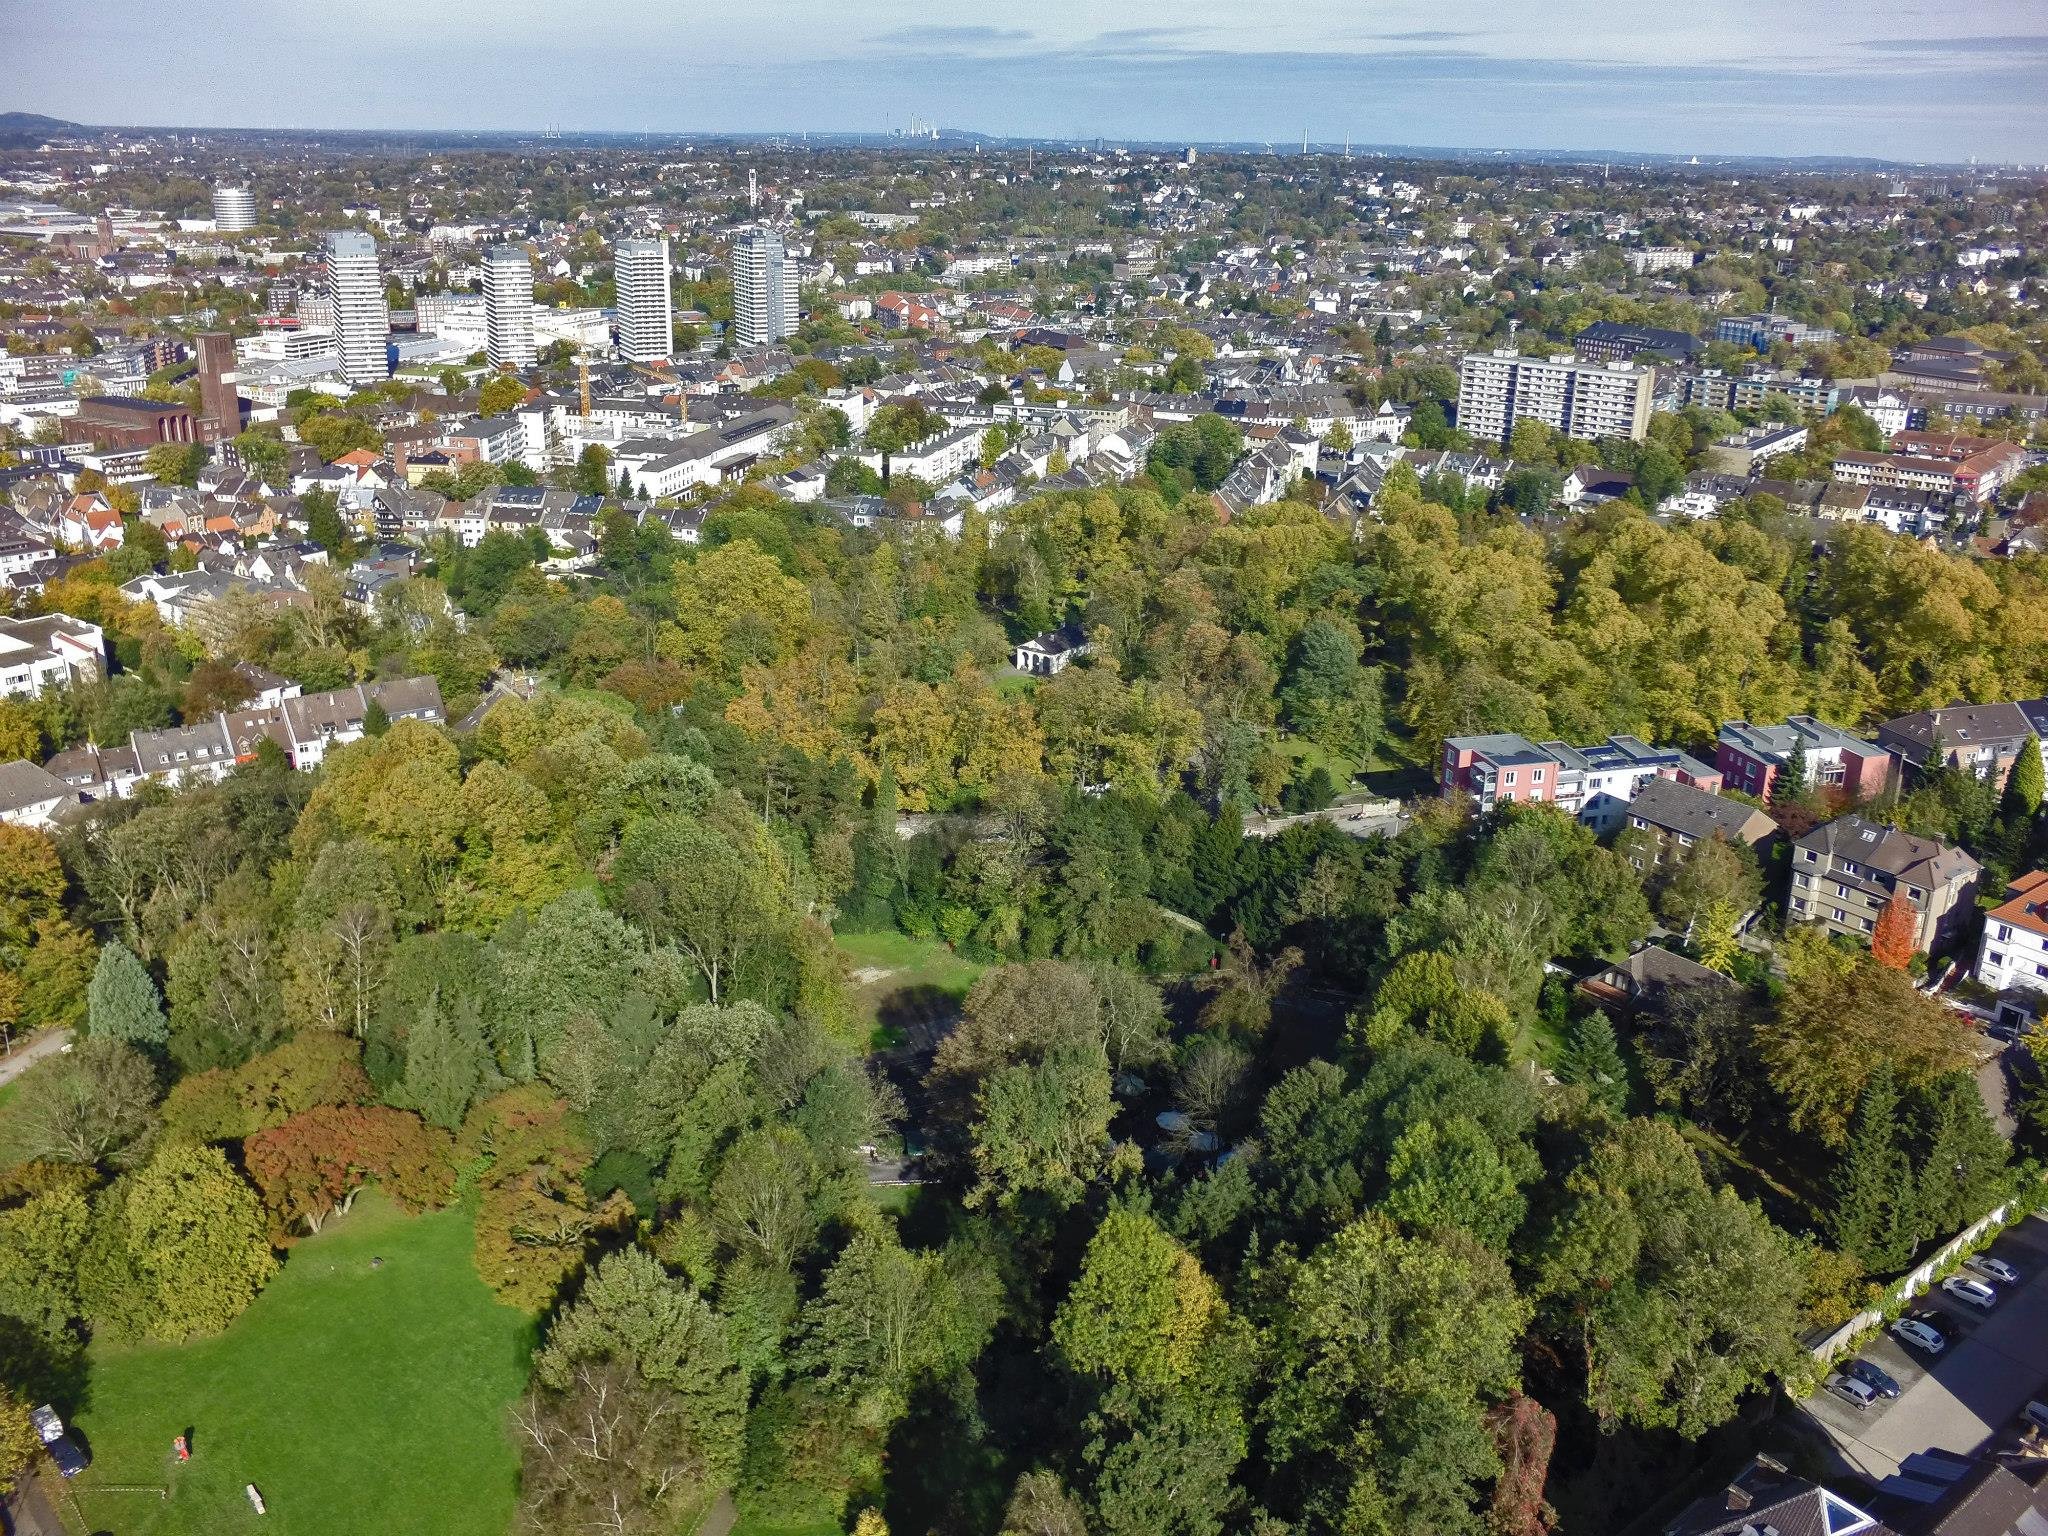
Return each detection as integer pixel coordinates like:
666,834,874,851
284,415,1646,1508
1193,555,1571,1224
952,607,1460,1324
533,1246,746,1500
2006,735,2044,817
242,1104,454,1238
1486,1395,1558,1536
107,1142,278,1342
610,817,776,1004
478,375,528,416
87,940,167,1046
1056,1208,1222,1394
1533,1120,1801,1437
1555,1013,1628,1115
302,487,355,559
142,440,205,487
514,1359,731,1536
1829,1065,1919,1274
0,1388,39,1500
970,1045,1116,1210
1381,1115,1528,1249
7,1037,159,1169
1870,893,1917,970
1761,958,1969,1144
1001,1472,1091,1536
1260,1215,1527,1533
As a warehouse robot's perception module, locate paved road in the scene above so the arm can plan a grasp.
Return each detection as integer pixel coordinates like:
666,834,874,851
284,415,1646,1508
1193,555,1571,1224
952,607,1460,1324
1802,1214,2048,1481
0,1030,70,1089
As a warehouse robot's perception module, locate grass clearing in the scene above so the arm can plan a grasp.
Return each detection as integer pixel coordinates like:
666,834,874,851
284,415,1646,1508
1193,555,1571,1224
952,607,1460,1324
63,1191,533,1536
836,929,985,1050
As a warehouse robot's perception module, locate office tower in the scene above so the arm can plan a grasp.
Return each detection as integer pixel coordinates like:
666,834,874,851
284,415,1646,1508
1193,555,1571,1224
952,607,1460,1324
482,245,537,370
213,185,258,231
731,226,797,348
613,237,673,363
1455,349,1654,447
196,332,240,442
325,231,390,386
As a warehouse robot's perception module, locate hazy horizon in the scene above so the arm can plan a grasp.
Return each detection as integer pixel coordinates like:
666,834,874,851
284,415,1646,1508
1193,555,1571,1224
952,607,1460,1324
9,0,2048,164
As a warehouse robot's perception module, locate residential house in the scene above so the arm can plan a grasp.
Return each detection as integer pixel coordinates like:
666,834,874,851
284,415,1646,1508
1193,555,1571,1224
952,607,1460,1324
1787,813,1981,955
1012,624,1091,676
1617,778,1779,875
1877,701,2045,792
1442,732,1719,828
0,759,78,829
1579,946,1733,1019
1976,870,2048,1011
0,613,105,698
1716,715,1892,803
1663,1455,1890,1536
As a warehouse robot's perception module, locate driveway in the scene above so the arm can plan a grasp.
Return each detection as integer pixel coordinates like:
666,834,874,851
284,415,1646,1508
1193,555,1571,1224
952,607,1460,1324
1801,1213,2048,1481
0,1029,70,1089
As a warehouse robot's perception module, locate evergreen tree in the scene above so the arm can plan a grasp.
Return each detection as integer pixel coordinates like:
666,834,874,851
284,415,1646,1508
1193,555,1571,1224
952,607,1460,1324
2006,735,2045,819
1771,741,1808,807
394,993,489,1132
1556,1013,1628,1116
1829,1065,1919,1274
87,941,167,1047
1910,1073,2008,1236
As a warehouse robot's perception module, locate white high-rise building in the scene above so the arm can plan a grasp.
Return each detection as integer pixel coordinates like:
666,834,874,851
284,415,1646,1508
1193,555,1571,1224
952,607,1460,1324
213,185,258,232
1455,349,1653,447
613,237,673,363
482,245,537,370
731,226,798,348
325,232,389,386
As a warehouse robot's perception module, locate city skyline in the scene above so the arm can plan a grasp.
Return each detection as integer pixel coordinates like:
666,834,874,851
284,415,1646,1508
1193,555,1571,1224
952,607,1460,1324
10,0,2048,163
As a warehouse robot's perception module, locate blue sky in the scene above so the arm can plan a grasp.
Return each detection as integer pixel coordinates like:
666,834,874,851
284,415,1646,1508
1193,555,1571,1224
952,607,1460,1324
9,0,2048,161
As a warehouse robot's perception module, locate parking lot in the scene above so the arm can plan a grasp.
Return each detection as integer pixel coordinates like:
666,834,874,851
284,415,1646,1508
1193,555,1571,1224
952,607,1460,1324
1802,1213,2048,1481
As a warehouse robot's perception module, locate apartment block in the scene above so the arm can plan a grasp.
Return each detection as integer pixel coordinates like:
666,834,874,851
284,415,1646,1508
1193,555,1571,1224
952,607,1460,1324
1715,715,1892,803
1455,350,1653,446
1787,813,1979,955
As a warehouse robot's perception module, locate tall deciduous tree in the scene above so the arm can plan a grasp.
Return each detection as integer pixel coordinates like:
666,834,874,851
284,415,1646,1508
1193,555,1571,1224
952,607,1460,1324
1057,1208,1221,1394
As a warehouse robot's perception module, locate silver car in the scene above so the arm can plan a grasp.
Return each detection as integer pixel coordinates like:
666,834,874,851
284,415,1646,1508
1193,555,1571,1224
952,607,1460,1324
1967,1255,2021,1287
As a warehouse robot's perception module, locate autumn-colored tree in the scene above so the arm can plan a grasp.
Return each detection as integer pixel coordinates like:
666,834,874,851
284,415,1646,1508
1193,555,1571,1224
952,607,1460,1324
243,1104,455,1239
1486,1394,1558,1536
1870,893,1917,970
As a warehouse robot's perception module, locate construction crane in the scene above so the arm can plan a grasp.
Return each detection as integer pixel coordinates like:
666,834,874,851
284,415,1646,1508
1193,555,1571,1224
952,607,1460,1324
628,360,685,427
576,342,591,418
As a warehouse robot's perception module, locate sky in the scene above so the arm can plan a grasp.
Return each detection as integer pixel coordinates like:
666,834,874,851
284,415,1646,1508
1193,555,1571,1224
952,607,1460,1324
8,0,2048,163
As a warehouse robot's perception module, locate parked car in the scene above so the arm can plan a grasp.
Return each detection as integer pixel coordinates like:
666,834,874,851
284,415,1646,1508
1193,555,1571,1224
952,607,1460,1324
2023,1401,2048,1433
1825,1372,1879,1411
1943,1275,1998,1311
1967,1255,2021,1287
1843,1358,1901,1399
1891,1316,1947,1354
29,1404,62,1445
45,1433,87,1478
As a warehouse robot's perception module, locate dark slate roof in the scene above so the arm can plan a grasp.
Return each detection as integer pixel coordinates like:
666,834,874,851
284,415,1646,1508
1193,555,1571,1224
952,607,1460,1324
1626,779,1776,846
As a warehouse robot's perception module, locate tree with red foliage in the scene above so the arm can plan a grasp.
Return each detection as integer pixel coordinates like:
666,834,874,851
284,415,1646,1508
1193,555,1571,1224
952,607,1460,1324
1871,892,1917,971
1486,1393,1557,1536
243,1105,454,1239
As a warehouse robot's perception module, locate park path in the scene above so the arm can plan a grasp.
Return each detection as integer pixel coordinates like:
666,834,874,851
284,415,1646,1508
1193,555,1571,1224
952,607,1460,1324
0,1029,70,1089
695,1491,738,1536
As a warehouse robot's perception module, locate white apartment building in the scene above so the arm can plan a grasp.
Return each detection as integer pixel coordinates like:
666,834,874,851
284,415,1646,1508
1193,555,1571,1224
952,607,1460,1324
325,231,390,386
857,424,982,483
483,245,538,370
1624,246,1696,274
212,185,258,231
731,227,799,348
614,237,674,363
1456,350,1653,447
1977,871,2048,1007
0,614,105,698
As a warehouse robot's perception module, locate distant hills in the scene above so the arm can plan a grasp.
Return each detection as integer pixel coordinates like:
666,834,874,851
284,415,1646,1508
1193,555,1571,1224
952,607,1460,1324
0,112,86,141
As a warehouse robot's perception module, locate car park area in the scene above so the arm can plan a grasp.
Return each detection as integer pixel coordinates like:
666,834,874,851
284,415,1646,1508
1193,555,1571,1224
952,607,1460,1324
1801,1213,2048,1481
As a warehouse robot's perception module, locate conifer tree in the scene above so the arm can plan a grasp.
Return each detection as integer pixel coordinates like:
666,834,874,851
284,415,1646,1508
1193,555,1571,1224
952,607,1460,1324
87,941,167,1047
1829,1065,1919,1274
1557,1013,1629,1116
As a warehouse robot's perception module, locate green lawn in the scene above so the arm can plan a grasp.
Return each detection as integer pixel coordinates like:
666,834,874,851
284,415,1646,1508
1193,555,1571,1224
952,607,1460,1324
835,930,986,1049
63,1192,534,1536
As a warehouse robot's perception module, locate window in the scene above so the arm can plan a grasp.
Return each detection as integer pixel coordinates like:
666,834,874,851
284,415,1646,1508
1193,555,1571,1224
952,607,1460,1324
1504,770,1517,786
2000,925,2014,942
1990,951,2006,966
1802,848,1818,862
1832,908,1848,923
